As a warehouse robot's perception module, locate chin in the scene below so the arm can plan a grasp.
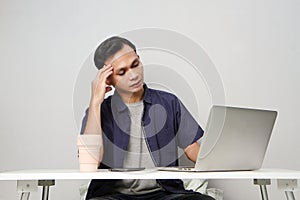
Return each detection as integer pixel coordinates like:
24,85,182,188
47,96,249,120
132,85,143,93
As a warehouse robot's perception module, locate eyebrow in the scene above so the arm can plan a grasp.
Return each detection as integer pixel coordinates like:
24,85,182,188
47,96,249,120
115,57,139,73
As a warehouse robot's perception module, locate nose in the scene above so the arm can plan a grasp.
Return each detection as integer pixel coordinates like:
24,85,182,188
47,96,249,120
128,69,138,81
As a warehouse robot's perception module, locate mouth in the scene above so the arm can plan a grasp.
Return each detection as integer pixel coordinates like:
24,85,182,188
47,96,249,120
130,80,142,88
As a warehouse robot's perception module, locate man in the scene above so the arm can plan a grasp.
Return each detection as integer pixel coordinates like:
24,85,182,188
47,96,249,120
80,36,214,200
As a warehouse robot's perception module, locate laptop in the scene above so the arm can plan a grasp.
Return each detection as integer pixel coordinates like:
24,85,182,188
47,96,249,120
158,105,277,172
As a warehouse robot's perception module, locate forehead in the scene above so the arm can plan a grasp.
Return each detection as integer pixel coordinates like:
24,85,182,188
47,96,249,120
106,45,137,68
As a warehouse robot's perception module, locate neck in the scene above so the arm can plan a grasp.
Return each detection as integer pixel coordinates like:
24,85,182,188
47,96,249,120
119,88,144,104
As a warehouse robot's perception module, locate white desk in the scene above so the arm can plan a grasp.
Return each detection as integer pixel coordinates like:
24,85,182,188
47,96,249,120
0,168,299,200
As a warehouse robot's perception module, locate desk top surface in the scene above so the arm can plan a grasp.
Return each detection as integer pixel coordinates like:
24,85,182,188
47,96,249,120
1,168,300,180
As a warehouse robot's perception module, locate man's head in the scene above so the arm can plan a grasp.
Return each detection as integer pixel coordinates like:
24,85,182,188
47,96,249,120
94,36,136,70
94,36,144,101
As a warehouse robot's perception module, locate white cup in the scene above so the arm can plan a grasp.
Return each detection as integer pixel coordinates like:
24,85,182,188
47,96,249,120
77,135,102,172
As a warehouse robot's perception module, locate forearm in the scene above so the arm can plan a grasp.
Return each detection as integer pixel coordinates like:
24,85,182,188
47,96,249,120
83,100,102,135
81,102,104,164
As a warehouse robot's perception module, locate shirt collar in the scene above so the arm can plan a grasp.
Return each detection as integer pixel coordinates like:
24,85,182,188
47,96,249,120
143,84,152,104
112,83,152,113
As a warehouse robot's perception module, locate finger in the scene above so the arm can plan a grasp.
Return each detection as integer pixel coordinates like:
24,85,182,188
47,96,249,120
96,64,112,77
96,65,113,80
103,68,113,80
93,70,113,90
102,64,112,72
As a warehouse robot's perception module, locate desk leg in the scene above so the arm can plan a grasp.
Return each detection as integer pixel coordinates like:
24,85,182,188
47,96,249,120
278,179,298,200
17,180,38,200
38,180,55,200
254,179,271,200
285,191,296,200
20,192,30,200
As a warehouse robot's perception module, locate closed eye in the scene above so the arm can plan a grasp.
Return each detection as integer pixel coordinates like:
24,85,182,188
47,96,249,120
131,59,140,68
118,69,125,76
115,57,140,76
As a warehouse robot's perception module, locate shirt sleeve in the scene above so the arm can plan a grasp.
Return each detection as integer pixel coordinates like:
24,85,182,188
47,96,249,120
176,99,204,149
80,108,89,135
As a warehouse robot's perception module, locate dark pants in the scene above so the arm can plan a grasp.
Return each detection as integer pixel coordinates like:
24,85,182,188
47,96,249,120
89,190,215,200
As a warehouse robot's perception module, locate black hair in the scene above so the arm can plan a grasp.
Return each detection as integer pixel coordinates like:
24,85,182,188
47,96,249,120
94,36,136,70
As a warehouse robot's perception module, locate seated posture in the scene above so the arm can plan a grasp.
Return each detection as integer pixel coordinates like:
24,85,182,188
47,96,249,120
80,36,215,200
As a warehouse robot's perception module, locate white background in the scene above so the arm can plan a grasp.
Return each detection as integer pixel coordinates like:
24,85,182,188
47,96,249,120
0,0,299,199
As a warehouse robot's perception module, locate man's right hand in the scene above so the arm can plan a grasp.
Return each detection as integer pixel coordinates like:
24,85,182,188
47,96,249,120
90,64,113,106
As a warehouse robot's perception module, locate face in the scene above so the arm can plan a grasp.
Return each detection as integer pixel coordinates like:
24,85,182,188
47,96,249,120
105,45,144,98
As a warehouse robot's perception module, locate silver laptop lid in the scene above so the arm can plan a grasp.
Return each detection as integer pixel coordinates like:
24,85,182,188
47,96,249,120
195,105,277,171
